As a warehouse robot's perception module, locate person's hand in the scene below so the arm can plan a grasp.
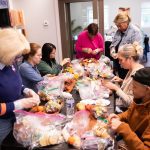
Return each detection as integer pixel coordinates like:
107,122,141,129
87,48,92,54
14,97,40,110
101,79,119,91
83,48,92,54
61,58,70,66
108,113,120,123
110,47,118,59
23,88,40,102
92,48,100,55
109,118,122,131
111,76,123,83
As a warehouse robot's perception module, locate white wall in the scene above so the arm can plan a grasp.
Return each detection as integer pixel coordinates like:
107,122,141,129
10,0,62,62
10,0,150,59
104,0,150,36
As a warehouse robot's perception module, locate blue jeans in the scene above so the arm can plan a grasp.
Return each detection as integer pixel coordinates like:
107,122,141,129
0,117,14,148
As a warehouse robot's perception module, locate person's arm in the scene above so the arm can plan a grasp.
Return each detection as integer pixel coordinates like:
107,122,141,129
109,31,119,58
38,61,62,76
116,122,150,150
116,88,133,107
132,28,143,48
20,64,43,83
0,102,14,116
117,103,133,122
75,34,92,54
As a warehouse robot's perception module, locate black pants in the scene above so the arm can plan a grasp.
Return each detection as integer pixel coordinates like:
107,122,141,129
113,59,128,79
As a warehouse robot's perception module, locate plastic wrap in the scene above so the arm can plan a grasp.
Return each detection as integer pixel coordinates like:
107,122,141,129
37,76,64,96
13,110,66,149
62,111,114,149
62,110,98,148
77,78,110,99
72,61,84,76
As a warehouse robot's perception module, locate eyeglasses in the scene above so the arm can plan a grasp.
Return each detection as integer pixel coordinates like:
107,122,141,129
115,22,127,29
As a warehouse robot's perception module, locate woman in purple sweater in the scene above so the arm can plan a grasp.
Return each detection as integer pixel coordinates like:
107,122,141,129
0,28,40,146
75,23,104,60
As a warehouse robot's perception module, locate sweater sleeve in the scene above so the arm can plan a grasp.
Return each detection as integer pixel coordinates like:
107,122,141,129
117,103,133,122
116,88,133,107
20,64,43,83
116,122,150,150
0,102,15,116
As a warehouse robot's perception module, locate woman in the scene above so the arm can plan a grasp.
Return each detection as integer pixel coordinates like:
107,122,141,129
75,23,104,60
19,43,43,92
37,43,70,76
108,67,150,150
110,13,142,79
0,28,40,146
102,42,144,111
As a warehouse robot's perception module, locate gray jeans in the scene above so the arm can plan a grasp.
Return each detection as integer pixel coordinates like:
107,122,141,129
0,117,14,149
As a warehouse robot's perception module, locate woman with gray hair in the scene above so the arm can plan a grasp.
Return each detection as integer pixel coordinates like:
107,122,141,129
102,42,143,111
110,13,143,79
0,28,40,147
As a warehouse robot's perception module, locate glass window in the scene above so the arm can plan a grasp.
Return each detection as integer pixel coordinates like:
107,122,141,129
104,5,109,30
141,3,150,27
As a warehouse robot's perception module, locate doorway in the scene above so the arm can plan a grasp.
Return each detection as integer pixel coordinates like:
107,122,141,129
58,0,104,59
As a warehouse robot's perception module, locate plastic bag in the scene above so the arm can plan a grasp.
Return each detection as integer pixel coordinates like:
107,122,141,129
77,78,110,99
99,55,111,64
72,61,84,76
13,110,66,149
37,76,64,96
62,110,97,148
77,78,94,99
97,62,114,78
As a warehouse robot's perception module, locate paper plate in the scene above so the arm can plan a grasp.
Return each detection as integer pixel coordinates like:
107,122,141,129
96,99,110,106
80,99,96,105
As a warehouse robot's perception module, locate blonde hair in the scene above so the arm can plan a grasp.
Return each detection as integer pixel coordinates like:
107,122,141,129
114,13,131,24
118,41,143,61
0,28,30,65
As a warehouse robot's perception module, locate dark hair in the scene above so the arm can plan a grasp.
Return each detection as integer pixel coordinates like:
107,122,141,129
41,43,56,67
23,43,41,61
87,23,98,36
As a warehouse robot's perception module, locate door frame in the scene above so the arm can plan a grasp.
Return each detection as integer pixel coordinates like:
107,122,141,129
58,0,104,59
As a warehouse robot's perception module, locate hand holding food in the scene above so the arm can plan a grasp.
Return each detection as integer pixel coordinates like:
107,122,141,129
61,58,71,66
14,97,40,110
101,79,119,91
111,76,123,83
92,48,100,55
110,47,118,59
82,48,92,54
23,88,40,103
108,113,120,123
109,118,122,131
